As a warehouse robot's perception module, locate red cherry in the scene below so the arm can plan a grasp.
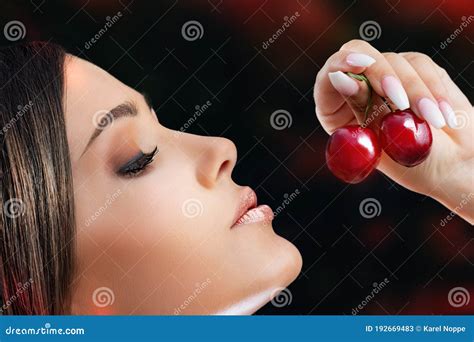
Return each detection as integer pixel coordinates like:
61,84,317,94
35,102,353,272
380,109,432,167
326,125,381,184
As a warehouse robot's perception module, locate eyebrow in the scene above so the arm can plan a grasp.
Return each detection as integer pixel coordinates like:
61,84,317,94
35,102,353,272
80,93,154,158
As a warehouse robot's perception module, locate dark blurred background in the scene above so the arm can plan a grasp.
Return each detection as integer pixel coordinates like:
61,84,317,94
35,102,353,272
1,0,472,315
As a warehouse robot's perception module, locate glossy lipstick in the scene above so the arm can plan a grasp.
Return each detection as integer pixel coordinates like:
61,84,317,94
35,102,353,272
232,187,274,228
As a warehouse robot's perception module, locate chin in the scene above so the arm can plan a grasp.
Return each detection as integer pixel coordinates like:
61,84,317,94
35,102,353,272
224,222,302,315
272,233,303,286
252,237,302,315
219,237,302,315
241,220,303,286
253,222,303,291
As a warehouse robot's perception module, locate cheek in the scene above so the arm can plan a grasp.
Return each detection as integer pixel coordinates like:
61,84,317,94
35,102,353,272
75,163,217,264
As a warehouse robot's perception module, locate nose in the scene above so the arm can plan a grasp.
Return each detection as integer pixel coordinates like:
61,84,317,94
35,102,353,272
194,136,237,188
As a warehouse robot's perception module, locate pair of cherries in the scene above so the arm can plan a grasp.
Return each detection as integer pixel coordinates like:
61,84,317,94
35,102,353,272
325,74,432,184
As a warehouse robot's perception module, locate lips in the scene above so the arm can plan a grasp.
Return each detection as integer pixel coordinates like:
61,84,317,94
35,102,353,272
231,187,274,228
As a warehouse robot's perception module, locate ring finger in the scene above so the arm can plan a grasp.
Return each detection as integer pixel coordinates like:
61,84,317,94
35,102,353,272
383,52,446,129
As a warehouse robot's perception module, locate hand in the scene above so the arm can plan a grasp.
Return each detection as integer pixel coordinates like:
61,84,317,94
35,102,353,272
313,39,473,224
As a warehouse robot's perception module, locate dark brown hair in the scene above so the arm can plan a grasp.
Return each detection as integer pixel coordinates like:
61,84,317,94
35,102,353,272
0,42,75,314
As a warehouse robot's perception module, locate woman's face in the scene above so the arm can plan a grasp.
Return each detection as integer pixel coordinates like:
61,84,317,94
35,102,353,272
65,56,302,314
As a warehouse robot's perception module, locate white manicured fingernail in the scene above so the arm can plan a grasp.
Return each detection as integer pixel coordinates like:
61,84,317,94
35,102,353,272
438,100,458,128
346,53,376,67
328,71,359,96
418,98,446,128
381,76,410,110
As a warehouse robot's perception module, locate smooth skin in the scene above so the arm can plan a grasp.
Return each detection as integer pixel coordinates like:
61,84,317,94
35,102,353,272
314,40,473,225
66,56,302,315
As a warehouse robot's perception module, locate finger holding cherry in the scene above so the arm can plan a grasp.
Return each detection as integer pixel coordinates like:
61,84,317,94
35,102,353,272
314,40,473,224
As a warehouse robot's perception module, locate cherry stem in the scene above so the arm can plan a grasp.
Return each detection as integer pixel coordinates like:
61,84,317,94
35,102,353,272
345,72,372,126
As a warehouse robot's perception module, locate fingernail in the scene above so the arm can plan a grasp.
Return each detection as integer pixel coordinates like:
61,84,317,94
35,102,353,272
346,53,376,67
328,71,359,96
438,100,458,128
381,76,410,110
418,98,446,128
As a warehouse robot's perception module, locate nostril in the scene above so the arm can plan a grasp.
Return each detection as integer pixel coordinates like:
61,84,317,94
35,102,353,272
218,159,231,178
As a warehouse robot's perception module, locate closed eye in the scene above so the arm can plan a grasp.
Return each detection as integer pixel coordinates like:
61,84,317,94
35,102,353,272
117,146,158,178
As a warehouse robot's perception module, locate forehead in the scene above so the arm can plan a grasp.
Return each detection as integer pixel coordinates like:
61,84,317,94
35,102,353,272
63,56,139,162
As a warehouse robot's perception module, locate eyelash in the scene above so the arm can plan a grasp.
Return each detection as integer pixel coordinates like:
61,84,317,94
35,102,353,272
117,146,158,178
